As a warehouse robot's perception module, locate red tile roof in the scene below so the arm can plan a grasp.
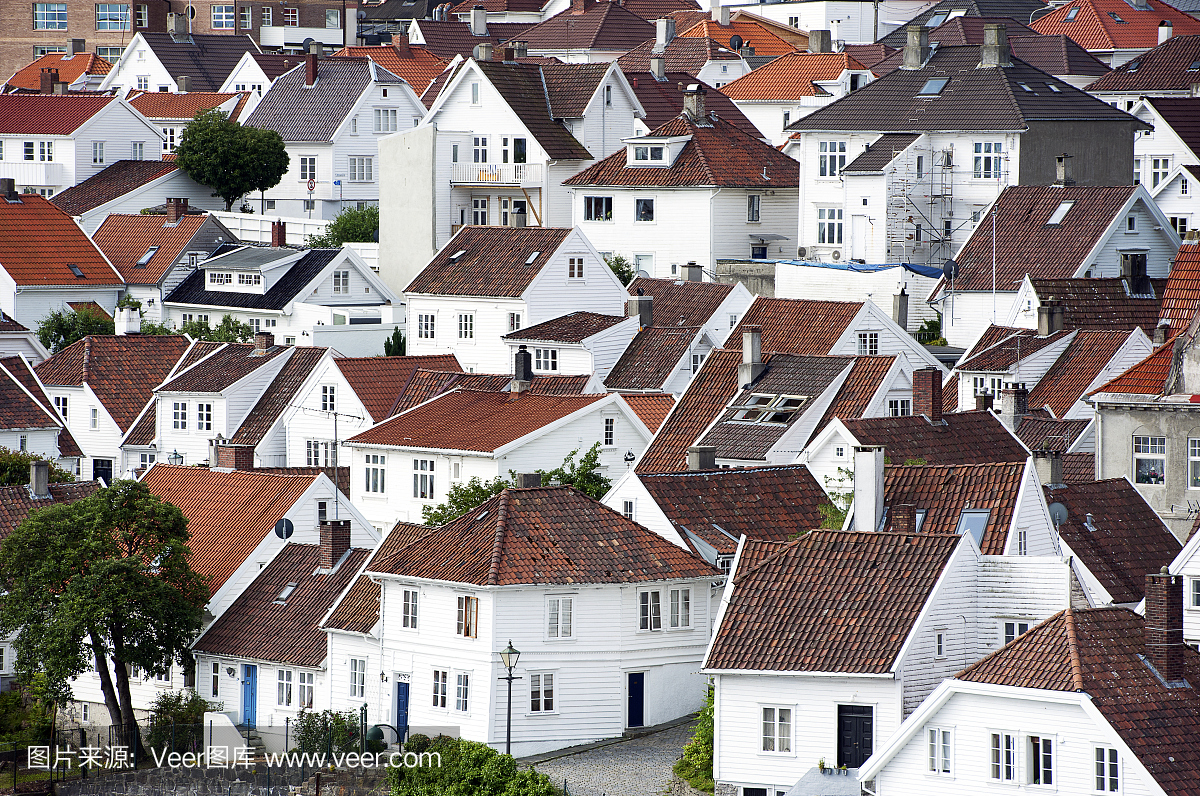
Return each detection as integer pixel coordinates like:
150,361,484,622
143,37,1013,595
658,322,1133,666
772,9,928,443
705,531,961,672
564,113,800,187
255,466,350,496
0,356,63,431
956,327,1072,371
331,45,449,96
1031,0,1200,51
1030,277,1166,331
1015,415,1092,450
5,53,112,92
841,410,1028,464
334,354,463,423
0,355,80,456
1161,242,1200,332
731,297,863,355
627,277,736,327
1045,479,1180,603
1063,451,1095,482
637,348,742,473
0,481,100,544
91,213,211,285
127,90,249,122
842,43,898,69
194,544,369,666
1089,339,1175,395
510,2,656,52
141,465,320,595
413,21,537,61
1087,33,1200,92
624,71,761,136
808,355,896,443
323,521,435,633
638,463,831,554
605,326,701,391
158,341,288,393
51,160,179,217
229,347,329,445
720,52,868,101
0,193,123,286
617,37,743,76
348,389,606,451
369,485,715,584
1027,329,1133,415
676,18,799,58
622,393,675,431
405,226,572,296
0,94,115,134
66,301,111,320
35,335,191,432
394,369,589,412
504,311,627,342
958,606,1200,795
883,462,1027,554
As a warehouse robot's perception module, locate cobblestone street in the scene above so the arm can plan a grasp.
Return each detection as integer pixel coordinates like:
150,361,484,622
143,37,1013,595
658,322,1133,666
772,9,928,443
528,719,697,796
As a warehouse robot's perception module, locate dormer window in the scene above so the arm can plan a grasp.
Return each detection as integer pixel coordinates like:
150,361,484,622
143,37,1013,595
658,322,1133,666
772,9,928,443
956,508,990,545
237,273,261,286
634,146,665,161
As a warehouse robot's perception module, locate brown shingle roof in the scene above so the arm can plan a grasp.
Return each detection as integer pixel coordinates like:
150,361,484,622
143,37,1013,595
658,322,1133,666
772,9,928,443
0,355,80,456
604,326,700,391
883,462,1027,554
1063,451,1095,482
639,464,830,555
625,71,761,136
808,355,897,443
255,467,350,497
394,369,589,412
842,133,922,173
637,348,741,472
470,61,595,159
368,485,714,584
1015,415,1092,450
731,296,863,355
510,2,656,52
956,328,1072,371
1045,480,1181,603
1030,277,1166,331
411,21,536,60
504,311,627,342
705,531,961,672
405,226,572,296
1026,330,1133,415
1087,34,1200,92
617,37,743,76
158,342,288,393
334,354,462,423
0,356,62,432
1161,243,1200,332
194,544,369,666
0,481,100,544
91,213,212,285
627,277,735,326
622,393,675,431
51,160,179,216
841,410,1028,464
229,348,328,445
1089,340,1175,395
138,32,261,93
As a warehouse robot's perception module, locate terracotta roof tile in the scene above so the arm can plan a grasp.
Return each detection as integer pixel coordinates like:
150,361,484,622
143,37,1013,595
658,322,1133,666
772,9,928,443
1045,479,1181,603
962,324,1030,361
504,311,627,342
448,0,541,13
624,71,761,135
617,37,743,76
0,313,28,333
627,277,735,326
331,45,448,96
229,348,329,445
1090,340,1175,395
334,354,463,423
677,19,798,57
511,2,656,52
194,544,368,666
842,43,898,69
1161,242,1200,331
1063,451,1095,482
1030,277,1166,331
158,341,289,394
809,355,897,443
35,335,191,431
639,463,830,554
141,465,320,595
0,355,79,455
413,21,536,61
405,226,572,296
957,328,1072,370
1027,330,1133,415
622,393,675,431
0,356,63,431
470,61,594,159
0,481,100,544
637,348,741,472
0,94,115,135
394,369,588,412
705,531,961,672
51,160,179,217
256,467,350,496
1015,415,1092,450
66,301,111,320
720,52,868,101
349,389,606,451
731,296,863,355
4,53,111,92
0,193,123,286
882,462,1026,554
1030,0,1200,51
91,213,211,285
1088,33,1200,92
369,485,714,584
127,90,248,122
842,409,1028,463
605,326,701,390
323,521,436,633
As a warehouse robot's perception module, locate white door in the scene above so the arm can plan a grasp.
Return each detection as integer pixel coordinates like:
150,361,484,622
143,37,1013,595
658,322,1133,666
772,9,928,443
851,215,868,261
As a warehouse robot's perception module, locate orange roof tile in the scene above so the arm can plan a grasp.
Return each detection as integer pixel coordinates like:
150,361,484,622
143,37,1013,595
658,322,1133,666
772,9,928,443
0,193,123,286
637,348,741,473
720,51,868,101
67,301,111,320
677,19,799,58
731,296,864,354
1160,242,1200,332
622,393,675,431
1089,340,1176,395
141,465,319,595
91,213,210,285
335,354,463,423
1031,0,1200,50
127,90,249,122
0,94,116,135
1026,329,1132,416
5,53,111,92
331,45,449,96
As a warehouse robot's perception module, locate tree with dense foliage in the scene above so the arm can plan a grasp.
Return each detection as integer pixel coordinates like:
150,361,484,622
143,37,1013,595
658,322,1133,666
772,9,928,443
37,306,114,353
0,448,73,486
673,683,715,792
179,314,253,343
383,327,406,356
174,109,288,211
0,481,209,737
307,204,379,248
390,735,559,796
541,442,610,499
605,253,635,285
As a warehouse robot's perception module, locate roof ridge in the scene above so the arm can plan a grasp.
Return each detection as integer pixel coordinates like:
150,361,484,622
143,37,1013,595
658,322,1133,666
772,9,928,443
487,488,511,585
1064,605,1087,690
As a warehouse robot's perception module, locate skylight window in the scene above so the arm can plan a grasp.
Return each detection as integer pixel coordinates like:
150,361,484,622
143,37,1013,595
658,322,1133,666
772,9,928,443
1018,82,1035,93
926,11,948,26
1108,11,1126,22
1047,199,1076,225
1188,59,1200,71
448,250,466,261
525,251,541,265
1048,83,1062,92
731,394,808,424
274,582,298,604
1065,6,1079,19
956,508,991,545
1127,59,1140,72
67,263,84,278
135,246,159,267
918,77,950,95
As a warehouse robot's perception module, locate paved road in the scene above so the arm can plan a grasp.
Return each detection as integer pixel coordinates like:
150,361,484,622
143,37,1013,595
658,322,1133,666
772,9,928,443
530,719,697,796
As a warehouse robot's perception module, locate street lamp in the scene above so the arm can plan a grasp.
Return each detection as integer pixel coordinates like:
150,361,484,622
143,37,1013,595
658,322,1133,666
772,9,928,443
623,450,635,469
498,640,521,755
168,449,184,465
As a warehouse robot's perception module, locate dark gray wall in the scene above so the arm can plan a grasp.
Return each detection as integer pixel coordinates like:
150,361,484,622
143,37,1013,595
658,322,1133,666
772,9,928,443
1019,120,1140,187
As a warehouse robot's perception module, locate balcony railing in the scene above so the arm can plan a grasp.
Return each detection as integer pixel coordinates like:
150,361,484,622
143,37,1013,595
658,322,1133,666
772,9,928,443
0,162,65,187
450,162,542,185
259,25,344,48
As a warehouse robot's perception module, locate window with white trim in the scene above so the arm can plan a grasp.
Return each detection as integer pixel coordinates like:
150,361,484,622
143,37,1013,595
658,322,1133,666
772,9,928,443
535,348,557,371
277,669,293,706
1151,157,1171,188
530,673,554,712
321,385,335,412
211,4,234,28
935,631,945,658
1003,621,1029,645
413,459,434,499
635,198,655,221
298,671,314,708
349,157,373,182
1030,735,1053,785
364,454,385,493
669,588,690,628
299,156,316,182
307,440,330,467
349,658,366,697
432,670,448,708
622,500,634,520
172,402,186,430
96,3,130,29
1095,747,1118,792
818,207,843,244
819,141,846,177
928,728,951,774
1134,435,1166,484
1192,577,1200,607
973,141,1003,179
638,590,661,631
888,399,911,417
747,194,761,222
211,662,220,698
990,732,1017,781
761,707,792,752
34,3,68,29
692,352,706,373
92,141,105,165
603,418,615,446
402,589,418,629
283,7,298,25
332,270,349,294
417,314,435,338
374,108,398,132
858,332,879,355
90,407,97,429
457,595,478,638
548,596,572,638
568,257,584,279
455,673,470,711
54,396,67,420
584,196,612,221
458,313,474,339
508,312,522,332
196,403,212,431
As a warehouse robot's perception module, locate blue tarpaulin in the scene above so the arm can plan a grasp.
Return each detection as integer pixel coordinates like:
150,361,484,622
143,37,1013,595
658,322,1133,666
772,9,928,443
772,260,945,279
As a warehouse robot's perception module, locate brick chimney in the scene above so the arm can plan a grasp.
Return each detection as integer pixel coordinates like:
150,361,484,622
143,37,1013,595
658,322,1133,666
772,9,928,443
913,366,942,422
975,392,994,411
394,32,412,57
40,68,59,94
319,520,352,569
687,445,716,471
253,331,275,353
29,461,50,499
998,382,1028,430
571,0,587,13
81,336,91,384
215,443,256,471
979,23,1011,68
901,25,930,70
853,446,885,532
682,83,707,120
271,219,287,247
892,503,916,533
165,197,187,223
1144,567,1186,684
515,472,542,487
305,53,318,87
739,325,765,385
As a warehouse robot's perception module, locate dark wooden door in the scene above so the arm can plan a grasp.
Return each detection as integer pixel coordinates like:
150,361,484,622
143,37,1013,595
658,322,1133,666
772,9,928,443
627,672,644,728
837,705,873,768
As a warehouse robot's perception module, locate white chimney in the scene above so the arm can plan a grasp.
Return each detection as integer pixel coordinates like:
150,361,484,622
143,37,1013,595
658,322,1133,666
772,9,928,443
738,325,765,385
853,446,886,533
1159,20,1174,44
654,18,676,52
114,306,138,335
470,6,488,37
711,0,729,25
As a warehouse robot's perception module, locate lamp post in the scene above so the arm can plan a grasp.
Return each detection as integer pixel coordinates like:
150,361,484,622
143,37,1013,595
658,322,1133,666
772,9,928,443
168,449,184,465
498,640,521,755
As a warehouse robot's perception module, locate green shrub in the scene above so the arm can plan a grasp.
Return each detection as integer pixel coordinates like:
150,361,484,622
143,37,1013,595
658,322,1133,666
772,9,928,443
292,709,360,755
389,736,560,796
673,684,715,793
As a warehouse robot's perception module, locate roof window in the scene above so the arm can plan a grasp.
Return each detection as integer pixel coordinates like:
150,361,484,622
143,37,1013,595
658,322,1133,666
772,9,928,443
1018,82,1035,92
917,77,950,95
274,582,298,604
955,508,991,545
732,393,808,424
926,11,948,26
1188,59,1200,71
67,263,85,278
1108,11,1127,22
525,251,541,265
1127,59,1141,72
135,246,159,267
1065,6,1079,19
448,250,466,261
1047,199,1076,225
1047,83,1062,92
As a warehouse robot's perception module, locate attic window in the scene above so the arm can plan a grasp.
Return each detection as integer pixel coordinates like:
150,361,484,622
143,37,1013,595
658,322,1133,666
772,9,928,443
1108,11,1126,21
1047,83,1062,92
525,251,541,265
448,250,466,261
1189,60,1200,71
955,508,990,545
1065,6,1079,19
1127,59,1140,72
67,263,85,278
135,246,159,267
1046,200,1075,225
917,77,949,95
1018,82,1035,93
926,11,948,26
274,582,298,604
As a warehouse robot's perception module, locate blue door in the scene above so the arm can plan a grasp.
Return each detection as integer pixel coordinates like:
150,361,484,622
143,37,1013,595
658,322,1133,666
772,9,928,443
395,681,410,742
242,665,257,727
627,672,644,728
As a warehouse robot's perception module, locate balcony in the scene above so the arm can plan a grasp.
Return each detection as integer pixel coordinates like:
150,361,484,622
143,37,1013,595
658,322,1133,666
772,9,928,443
0,162,65,188
259,25,344,49
450,162,542,186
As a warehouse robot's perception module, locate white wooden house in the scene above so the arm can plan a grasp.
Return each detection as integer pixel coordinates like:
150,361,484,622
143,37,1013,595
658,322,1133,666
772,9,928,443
0,354,81,471
1170,519,1200,646
502,312,639,381
1129,98,1200,237
219,52,309,117
97,29,260,94
52,162,227,235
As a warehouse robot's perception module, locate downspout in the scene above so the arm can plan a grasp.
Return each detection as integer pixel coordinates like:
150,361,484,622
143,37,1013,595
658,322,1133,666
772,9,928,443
710,187,721,273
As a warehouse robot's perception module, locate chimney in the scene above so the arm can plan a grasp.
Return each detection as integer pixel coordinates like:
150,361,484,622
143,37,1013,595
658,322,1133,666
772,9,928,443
853,446,885,533
1037,300,1064,336
308,40,323,55
70,38,86,54
1159,20,1174,44
892,289,909,331
513,41,528,58
682,83,706,120
808,29,832,53
176,75,191,92
29,461,50,499
305,53,318,87
503,46,516,61
81,336,91,384
998,382,1028,430
975,392,994,411
891,503,916,533
319,520,352,569
739,325,766,385
711,0,729,25
0,178,16,201
1154,320,1170,346
739,45,755,57
571,0,587,12
913,366,942,422
271,219,287,247
650,56,665,79
52,81,67,94
470,5,489,34
1054,153,1075,186
1144,567,1186,685
40,68,59,94
901,25,930,70
684,262,702,282
1032,449,1063,486
515,472,541,487
511,344,533,393
628,293,653,328
980,23,1011,68
253,331,275,353
114,306,138,335
687,445,717,471
167,11,186,36
165,197,187,223
215,443,256,471
474,42,493,61
394,32,412,57
654,18,676,51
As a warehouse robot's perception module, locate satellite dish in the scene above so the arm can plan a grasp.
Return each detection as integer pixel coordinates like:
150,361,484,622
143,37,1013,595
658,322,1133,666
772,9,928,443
274,517,295,540
942,258,959,281
636,270,650,280
302,37,315,50
797,246,807,259
358,9,367,18
1048,502,1068,526
729,35,744,50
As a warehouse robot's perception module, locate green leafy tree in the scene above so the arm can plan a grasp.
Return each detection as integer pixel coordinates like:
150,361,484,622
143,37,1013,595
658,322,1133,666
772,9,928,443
306,204,379,248
180,314,253,343
389,736,559,796
422,476,510,526
174,109,288,211
540,442,610,499
37,307,115,353
605,253,636,285
139,322,176,336
383,327,406,356
0,448,73,486
0,480,209,738
673,683,715,792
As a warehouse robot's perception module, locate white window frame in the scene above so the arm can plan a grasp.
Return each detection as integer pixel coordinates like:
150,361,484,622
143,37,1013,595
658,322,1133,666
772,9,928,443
321,384,336,412
458,313,474,339
1134,435,1166,485
990,731,1018,782
529,672,555,713
818,206,843,244
638,590,661,631
417,313,435,339
196,403,212,431
818,140,846,177
1029,734,1054,786
172,401,186,430
858,332,879,355
760,706,793,754
211,662,220,698
622,499,634,520
973,141,1003,179
211,4,234,28
1188,438,1200,490
332,270,350,294
669,587,691,629
298,671,314,708
349,658,366,698
535,348,558,372
747,194,761,222
547,596,573,639
603,417,615,446
568,256,585,279
454,672,470,712
457,594,478,638
402,589,418,629
277,668,293,707
888,398,911,417
432,669,448,708
508,312,521,332
364,453,386,493
413,458,435,500
1094,746,1119,793
349,156,373,182
928,727,952,775
373,109,398,132
91,141,105,165
1003,620,1029,645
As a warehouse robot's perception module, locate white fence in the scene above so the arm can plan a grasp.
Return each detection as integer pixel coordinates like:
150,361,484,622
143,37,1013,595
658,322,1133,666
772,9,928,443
212,212,329,246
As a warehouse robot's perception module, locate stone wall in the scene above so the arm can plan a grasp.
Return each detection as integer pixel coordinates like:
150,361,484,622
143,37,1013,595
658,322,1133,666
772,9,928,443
56,765,389,796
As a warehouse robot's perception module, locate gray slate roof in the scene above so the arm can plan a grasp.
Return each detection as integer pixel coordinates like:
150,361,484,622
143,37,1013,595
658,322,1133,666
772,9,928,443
245,57,405,142
843,133,921,173
140,33,260,92
164,249,339,310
